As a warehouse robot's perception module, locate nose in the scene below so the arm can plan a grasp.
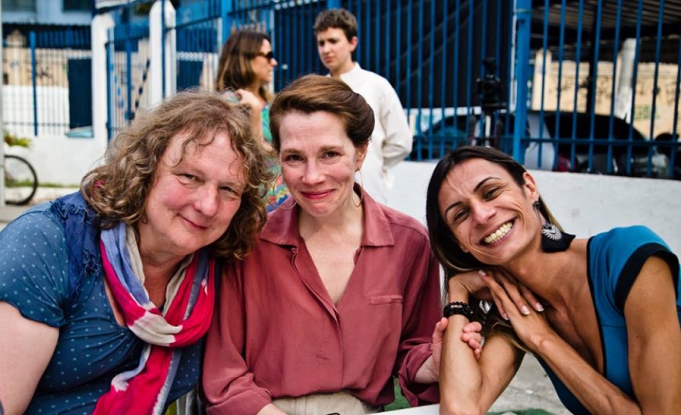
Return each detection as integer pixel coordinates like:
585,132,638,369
271,58,278,67
195,184,219,217
301,160,323,185
471,201,495,225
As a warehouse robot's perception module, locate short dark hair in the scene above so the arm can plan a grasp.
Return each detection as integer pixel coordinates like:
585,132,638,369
313,8,358,41
269,75,374,153
425,146,559,275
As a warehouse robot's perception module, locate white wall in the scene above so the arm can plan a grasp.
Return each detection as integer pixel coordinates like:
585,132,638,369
5,135,104,186
387,161,681,253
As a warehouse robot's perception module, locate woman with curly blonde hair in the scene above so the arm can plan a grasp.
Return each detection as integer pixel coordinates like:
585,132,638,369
0,90,272,415
216,29,289,211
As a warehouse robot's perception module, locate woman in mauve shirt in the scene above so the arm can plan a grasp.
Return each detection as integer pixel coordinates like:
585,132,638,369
201,75,481,415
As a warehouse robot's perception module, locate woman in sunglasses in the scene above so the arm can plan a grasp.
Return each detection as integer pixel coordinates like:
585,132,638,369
216,29,289,210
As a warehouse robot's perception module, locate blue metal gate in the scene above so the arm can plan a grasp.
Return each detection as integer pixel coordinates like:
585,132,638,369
102,0,680,179
105,10,151,139
2,26,91,137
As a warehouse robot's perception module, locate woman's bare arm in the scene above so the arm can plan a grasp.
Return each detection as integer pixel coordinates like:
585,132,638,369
0,302,58,415
439,275,524,415
624,256,681,414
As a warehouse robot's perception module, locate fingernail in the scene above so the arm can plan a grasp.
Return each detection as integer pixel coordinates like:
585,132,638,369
478,270,487,276
535,302,544,312
521,306,531,315
502,312,509,320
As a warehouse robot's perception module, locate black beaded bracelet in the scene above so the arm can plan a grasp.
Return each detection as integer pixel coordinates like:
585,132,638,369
443,301,474,320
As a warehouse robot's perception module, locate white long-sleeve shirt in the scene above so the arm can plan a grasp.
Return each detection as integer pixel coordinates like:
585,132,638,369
339,63,412,203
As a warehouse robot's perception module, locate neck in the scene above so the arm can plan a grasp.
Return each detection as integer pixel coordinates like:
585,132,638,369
502,239,587,309
246,84,262,99
330,60,355,79
138,246,185,285
298,193,363,239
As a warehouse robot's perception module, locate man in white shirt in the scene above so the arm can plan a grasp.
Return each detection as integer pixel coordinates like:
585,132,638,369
314,8,412,203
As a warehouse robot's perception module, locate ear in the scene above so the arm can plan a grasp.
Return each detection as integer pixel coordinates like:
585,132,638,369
355,142,368,171
349,36,358,52
522,171,539,203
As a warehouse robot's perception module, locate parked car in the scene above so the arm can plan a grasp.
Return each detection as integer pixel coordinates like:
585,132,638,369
413,110,671,179
529,112,669,178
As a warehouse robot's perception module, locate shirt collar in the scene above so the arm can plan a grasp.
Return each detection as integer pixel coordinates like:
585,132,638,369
337,62,361,82
260,185,395,248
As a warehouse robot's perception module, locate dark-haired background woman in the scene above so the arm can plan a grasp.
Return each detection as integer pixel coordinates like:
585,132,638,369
216,29,289,211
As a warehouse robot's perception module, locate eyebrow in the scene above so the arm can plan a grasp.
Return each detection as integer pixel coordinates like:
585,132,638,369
443,176,499,216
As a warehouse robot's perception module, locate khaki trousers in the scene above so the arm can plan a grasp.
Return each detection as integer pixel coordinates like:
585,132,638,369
273,391,382,415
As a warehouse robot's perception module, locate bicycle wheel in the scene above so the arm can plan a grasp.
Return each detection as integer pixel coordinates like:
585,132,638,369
4,155,38,206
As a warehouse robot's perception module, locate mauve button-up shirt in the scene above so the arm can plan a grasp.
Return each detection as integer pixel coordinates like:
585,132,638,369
202,192,442,415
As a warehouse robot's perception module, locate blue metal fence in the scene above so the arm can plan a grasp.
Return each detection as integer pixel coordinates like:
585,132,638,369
106,19,151,139
2,26,91,137
521,0,681,179
104,0,680,180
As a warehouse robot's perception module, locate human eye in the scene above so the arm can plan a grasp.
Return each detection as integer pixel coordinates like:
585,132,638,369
219,185,241,198
283,153,303,163
482,186,501,200
177,173,198,184
452,208,469,223
322,151,339,159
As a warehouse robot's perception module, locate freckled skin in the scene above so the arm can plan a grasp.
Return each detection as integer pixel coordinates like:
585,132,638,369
437,158,543,266
278,111,367,220
138,131,246,264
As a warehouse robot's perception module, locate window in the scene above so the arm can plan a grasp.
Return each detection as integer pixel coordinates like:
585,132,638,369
63,0,90,11
2,0,36,12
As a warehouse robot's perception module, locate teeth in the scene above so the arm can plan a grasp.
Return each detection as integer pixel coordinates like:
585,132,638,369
483,222,513,244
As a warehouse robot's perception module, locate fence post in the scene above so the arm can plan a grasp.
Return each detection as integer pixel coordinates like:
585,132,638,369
30,31,38,137
512,0,532,163
91,13,115,148
150,0,176,106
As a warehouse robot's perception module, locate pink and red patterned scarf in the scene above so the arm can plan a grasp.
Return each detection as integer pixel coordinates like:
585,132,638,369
93,223,215,415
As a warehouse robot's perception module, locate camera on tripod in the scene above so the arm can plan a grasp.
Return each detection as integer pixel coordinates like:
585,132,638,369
476,57,505,114
474,57,506,148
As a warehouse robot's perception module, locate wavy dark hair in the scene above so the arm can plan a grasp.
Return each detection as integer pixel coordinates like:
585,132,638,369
269,74,374,153
426,146,562,276
81,89,273,260
215,30,273,103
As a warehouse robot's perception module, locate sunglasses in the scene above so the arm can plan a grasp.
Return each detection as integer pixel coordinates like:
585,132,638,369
256,51,275,62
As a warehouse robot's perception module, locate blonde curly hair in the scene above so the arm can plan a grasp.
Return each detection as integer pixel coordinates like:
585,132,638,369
81,89,273,260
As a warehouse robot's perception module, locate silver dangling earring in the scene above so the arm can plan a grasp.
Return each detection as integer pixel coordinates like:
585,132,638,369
533,201,574,252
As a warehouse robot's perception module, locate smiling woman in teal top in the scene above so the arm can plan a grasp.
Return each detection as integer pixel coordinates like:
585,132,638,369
426,146,680,415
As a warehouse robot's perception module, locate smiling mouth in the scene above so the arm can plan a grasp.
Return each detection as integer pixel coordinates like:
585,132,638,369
301,190,332,200
182,216,208,230
482,221,514,245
